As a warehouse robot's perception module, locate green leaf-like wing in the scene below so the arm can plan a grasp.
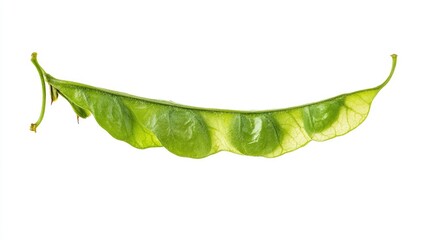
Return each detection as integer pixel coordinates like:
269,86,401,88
30,53,397,158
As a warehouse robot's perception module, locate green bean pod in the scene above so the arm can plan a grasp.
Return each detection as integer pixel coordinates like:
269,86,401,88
30,53,397,158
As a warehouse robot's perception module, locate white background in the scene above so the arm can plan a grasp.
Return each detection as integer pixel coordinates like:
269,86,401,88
1,0,429,239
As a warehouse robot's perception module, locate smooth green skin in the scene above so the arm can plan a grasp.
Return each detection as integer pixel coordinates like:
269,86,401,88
30,53,397,158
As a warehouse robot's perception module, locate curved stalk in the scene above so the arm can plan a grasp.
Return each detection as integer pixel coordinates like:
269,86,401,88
30,52,47,132
376,54,397,90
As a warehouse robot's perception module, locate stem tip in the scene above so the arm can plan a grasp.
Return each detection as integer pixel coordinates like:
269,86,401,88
31,52,38,61
30,123,37,132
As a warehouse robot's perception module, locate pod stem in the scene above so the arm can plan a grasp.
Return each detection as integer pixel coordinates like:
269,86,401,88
377,54,397,89
30,52,47,132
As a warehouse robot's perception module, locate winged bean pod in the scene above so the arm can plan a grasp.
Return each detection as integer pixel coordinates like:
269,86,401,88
30,53,397,158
